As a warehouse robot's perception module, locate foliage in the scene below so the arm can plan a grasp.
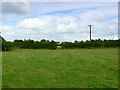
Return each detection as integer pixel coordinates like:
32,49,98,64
61,39,120,49
1,39,120,51
2,41,12,51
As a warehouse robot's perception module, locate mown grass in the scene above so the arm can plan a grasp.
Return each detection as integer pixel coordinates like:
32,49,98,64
0,51,2,89
2,48,118,88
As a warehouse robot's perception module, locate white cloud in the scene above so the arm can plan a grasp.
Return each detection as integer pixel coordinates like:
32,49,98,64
0,2,118,42
30,2,117,16
0,13,118,41
1,0,30,14
2,0,119,2
29,0,119,2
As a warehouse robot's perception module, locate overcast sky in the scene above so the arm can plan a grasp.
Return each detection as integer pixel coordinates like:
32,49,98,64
0,0,118,42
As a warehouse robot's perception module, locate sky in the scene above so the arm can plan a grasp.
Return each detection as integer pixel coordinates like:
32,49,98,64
0,0,118,42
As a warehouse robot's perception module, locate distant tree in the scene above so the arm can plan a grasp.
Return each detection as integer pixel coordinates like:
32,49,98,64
2,41,12,51
49,40,57,49
1,38,119,50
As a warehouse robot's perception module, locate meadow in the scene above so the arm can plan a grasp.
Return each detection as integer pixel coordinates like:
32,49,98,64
2,48,118,88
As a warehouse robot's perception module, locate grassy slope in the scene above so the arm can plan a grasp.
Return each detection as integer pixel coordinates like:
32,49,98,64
2,48,118,88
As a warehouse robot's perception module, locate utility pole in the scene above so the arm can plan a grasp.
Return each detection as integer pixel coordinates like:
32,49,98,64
88,25,92,41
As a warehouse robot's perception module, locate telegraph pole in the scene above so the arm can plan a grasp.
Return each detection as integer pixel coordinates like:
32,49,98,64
88,25,92,41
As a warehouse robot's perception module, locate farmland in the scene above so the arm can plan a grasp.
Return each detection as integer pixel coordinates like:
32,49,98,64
2,48,118,88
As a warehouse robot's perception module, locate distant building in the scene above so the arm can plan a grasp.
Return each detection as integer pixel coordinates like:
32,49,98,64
56,42,62,49
57,46,61,49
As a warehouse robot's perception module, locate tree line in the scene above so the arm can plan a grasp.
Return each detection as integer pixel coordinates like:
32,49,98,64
1,39,120,51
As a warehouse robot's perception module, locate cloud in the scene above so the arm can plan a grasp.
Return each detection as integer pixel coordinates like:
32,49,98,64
2,0,30,14
2,0,119,2
30,2,117,16
0,13,118,41
0,2,118,42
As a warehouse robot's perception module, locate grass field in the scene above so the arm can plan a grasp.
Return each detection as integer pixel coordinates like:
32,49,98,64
2,48,118,88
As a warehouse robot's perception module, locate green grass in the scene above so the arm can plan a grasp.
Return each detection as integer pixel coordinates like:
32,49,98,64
2,48,118,88
0,52,2,89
